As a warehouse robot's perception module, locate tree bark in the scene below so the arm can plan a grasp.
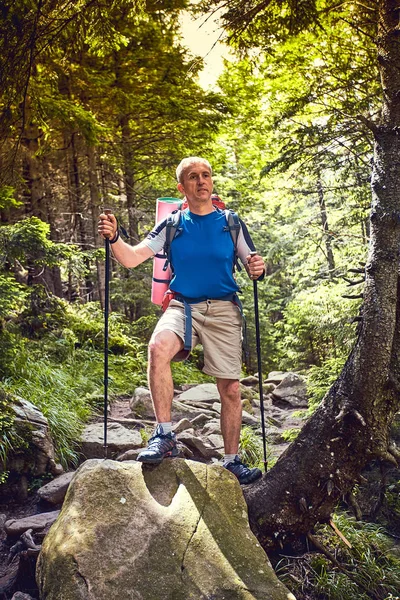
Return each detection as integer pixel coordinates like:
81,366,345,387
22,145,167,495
87,144,105,308
317,177,335,277
245,0,400,549
119,114,140,244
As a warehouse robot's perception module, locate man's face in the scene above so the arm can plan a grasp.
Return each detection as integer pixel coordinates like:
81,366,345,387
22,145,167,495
177,162,213,203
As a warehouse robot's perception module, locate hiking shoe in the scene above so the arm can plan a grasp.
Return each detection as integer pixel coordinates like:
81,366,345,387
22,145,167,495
137,424,178,464
223,456,262,485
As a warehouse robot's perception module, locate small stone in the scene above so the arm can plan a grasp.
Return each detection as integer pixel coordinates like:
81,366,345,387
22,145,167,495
5,511,60,536
190,413,211,428
173,418,192,433
37,471,75,505
240,376,259,386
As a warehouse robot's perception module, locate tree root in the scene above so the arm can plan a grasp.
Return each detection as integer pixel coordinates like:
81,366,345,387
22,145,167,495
375,447,399,466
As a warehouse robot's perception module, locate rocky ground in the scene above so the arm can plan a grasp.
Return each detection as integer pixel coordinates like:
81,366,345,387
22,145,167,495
4,371,400,599
0,371,307,599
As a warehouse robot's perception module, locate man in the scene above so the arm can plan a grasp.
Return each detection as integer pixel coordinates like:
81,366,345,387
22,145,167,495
98,157,266,484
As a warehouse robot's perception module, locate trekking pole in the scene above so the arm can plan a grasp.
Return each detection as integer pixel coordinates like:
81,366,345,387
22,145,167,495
250,251,268,473
103,208,112,459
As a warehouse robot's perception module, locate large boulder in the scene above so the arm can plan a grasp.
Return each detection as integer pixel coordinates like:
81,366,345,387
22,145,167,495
37,459,296,600
270,373,308,408
79,422,143,459
1,397,62,501
176,383,221,404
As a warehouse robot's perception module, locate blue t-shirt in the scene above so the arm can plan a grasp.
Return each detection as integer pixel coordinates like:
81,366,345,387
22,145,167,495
166,210,239,298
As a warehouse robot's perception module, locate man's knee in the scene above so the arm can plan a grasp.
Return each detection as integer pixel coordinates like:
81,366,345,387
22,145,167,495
217,378,240,403
148,330,183,364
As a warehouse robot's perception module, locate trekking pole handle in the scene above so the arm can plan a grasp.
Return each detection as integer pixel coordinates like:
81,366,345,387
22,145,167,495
104,209,113,238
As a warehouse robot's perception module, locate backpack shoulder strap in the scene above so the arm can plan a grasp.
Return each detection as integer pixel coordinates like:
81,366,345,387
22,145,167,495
223,209,242,272
163,209,182,272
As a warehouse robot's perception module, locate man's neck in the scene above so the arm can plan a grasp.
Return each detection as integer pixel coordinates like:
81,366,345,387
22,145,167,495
185,198,214,215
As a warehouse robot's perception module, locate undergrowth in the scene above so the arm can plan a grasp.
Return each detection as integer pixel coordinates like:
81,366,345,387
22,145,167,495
276,512,400,600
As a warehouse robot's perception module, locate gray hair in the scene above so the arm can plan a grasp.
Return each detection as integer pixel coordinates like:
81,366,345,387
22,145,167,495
176,157,212,183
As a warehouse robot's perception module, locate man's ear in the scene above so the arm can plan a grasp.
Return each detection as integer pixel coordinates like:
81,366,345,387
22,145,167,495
177,182,185,194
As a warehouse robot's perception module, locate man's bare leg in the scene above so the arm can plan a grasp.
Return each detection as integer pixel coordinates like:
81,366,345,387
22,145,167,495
147,329,183,422
217,378,242,454
217,377,262,484
137,330,183,464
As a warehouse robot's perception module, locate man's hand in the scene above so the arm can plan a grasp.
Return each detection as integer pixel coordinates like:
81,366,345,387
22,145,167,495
247,253,265,280
98,212,118,240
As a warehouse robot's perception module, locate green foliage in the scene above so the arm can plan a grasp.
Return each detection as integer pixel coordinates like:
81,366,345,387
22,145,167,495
277,283,359,370
310,514,400,600
239,425,265,469
0,275,28,320
0,218,85,271
0,186,22,210
281,428,300,442
171,360,214,387
0,296,150,467
307,356,346,413
0,387,18,466
278,512,400,600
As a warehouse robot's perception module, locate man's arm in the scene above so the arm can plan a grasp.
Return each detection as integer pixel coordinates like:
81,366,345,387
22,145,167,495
98,213,155,268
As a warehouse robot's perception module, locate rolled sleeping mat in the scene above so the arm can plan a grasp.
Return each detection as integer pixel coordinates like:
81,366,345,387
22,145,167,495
151,197,182,305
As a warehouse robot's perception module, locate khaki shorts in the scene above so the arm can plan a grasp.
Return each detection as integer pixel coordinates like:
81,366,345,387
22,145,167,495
152,299,243,379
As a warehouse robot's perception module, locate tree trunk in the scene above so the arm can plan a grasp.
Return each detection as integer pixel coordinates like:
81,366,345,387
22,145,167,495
20,97,45,220
119,114,139,243
87,144,105,308
245,0,400,549
316,177,335,277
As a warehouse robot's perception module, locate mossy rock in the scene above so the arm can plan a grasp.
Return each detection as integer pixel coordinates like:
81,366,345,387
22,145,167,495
37,458,296,600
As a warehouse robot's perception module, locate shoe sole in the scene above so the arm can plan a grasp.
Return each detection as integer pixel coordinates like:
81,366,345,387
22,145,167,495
137,449,179,465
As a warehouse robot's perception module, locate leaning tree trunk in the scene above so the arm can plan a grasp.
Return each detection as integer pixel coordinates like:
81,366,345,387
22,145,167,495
245,0,400,549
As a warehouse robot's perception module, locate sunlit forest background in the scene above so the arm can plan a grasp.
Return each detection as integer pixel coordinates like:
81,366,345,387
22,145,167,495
4,2,400,598
0,0,375,463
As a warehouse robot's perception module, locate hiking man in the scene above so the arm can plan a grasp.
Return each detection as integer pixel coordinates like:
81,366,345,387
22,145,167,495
98,157,265,484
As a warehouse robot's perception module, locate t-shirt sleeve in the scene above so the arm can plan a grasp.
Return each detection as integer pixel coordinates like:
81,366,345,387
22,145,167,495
236,219,255,266
142,218,167,255
237,218,265,281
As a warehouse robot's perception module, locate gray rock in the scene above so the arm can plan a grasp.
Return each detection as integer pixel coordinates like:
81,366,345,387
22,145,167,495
242,411,260,427
271,372,308,408
11,593,36,600
5,510,60,536
207,434,224,450
240,375,259,386
80,422,143,459
36,459,295,600
240,384,257,401
177,443,194,458
178,432,222,459
212,402,221,414
173,418,193,433
0,513,7,531
2,398,57,501
176,383,221,404
190,413,212,428
37,471,76,505
129,387,154,418
12,398,48,426
201,420,221,436
117,448,142,461
265,371,286,384
171,399,216,420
